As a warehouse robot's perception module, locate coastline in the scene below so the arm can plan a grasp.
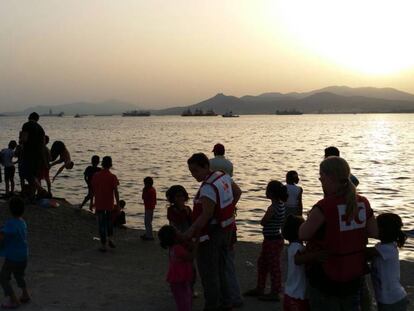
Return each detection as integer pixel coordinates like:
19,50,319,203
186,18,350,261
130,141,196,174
0,198,412,310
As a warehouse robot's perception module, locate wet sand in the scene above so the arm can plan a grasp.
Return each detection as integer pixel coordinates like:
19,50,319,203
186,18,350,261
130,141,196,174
0,198,412,311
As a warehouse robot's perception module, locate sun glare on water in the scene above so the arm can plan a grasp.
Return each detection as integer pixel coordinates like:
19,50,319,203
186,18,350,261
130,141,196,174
273,0,414,75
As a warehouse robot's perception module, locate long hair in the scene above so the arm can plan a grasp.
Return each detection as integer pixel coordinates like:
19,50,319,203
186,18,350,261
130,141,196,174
320,156,357,219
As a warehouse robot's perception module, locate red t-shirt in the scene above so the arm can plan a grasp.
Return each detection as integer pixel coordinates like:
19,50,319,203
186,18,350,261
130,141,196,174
142,187,156,210
166,244,193,283
91,169,119,211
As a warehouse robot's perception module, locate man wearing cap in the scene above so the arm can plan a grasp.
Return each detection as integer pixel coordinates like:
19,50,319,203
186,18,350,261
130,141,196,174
210,143,233,177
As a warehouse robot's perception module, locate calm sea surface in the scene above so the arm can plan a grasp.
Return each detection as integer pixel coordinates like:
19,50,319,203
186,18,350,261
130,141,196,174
1,114,413,258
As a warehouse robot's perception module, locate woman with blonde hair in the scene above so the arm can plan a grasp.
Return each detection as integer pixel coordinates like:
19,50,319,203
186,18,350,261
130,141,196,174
299,156,377,310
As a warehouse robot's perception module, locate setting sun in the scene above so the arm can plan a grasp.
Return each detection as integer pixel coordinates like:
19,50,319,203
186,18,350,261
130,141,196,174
275,0,414,74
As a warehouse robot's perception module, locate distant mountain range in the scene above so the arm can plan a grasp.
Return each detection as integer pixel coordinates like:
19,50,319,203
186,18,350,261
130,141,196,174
3,86,414,116
154,86,414,115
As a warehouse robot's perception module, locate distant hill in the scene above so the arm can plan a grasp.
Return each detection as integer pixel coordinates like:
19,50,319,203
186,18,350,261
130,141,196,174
154,86,414,115
6,100,141,116
298,86,414,102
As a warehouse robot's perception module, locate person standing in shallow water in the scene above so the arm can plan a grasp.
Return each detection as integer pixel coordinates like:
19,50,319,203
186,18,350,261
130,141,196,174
91,156,119,252
184,153,242,311
209,143,233,177
141,177,156,241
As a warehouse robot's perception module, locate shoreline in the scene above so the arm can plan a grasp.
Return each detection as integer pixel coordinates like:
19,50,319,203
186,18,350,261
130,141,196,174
0,198,413,310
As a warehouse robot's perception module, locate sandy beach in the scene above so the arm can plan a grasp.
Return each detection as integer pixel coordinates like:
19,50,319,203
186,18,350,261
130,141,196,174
0,198,412,311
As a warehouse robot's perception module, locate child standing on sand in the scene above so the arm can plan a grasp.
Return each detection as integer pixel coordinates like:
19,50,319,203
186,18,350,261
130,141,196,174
91,156,120,252
80,155,101,210
244,181,287,301
0,141,17,196
166,185,192,233
111,200,126,228
282,215,310,311
285,171,303,219
141,177,156,241
158,225,194,311
38,135,52,197
368,213,408,310
0,197,30,308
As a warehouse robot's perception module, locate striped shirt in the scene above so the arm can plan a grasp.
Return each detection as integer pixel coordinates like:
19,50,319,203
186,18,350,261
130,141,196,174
262,202,285,240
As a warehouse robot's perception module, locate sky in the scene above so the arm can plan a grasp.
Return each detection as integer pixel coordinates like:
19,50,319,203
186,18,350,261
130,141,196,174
1,0,414,111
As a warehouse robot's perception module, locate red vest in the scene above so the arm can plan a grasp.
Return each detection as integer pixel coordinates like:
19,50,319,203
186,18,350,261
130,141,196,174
311,194,373,282
192,171,236,242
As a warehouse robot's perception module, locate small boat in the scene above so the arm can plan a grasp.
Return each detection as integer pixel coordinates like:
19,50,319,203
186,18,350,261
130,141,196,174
42,109,64,117
222,111,239,118
74,114,82,118
275,109,303,115
122,110,151,117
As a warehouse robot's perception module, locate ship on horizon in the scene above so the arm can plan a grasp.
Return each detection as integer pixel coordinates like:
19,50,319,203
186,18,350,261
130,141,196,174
275,109,303,115
122,110,151,117
181,108,217,116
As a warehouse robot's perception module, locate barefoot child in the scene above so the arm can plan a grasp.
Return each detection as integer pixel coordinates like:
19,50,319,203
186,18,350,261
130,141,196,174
91,156,119,252
244,180,287,301
38,136,52,197
0,141,17,196
141,177,156,240
368,213,408,310
158,225,194,311
111,200,126,228
285,171,303,218
80,155,101,210
0,197,30,308
282,215,309,311
50,141,74,183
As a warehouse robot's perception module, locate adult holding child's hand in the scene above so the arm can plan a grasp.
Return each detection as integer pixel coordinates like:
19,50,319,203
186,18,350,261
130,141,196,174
299,156,378,310
184,153,241,311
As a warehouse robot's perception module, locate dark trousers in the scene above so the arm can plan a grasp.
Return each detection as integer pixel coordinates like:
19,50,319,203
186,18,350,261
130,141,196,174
144,209,154,238
0,260,27,297
197,227,232,310
97,211,113,245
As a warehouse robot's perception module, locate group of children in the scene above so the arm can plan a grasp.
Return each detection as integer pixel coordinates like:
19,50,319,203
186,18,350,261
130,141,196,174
155,167,408,311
